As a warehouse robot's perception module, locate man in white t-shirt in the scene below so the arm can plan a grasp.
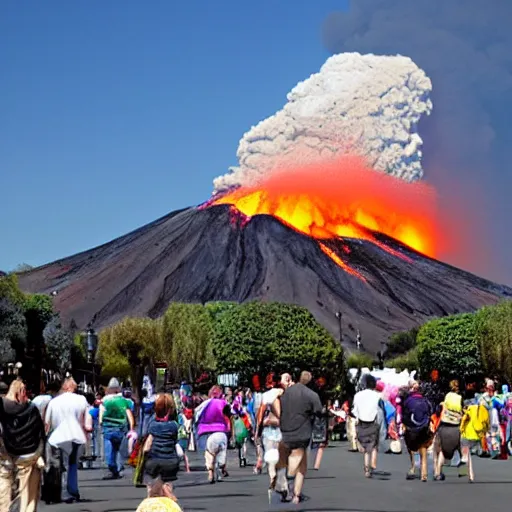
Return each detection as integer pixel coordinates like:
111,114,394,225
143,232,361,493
45,377,90,503
352,375,382,478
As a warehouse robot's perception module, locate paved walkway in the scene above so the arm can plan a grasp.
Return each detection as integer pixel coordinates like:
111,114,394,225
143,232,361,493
39,443,512,512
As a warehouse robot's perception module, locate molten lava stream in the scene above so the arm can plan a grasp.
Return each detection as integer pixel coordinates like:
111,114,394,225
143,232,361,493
213,157,439,278
318,243,367,282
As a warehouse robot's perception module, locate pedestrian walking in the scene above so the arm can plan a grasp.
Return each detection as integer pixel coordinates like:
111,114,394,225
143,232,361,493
272,371,322,505
44,377,90,503
352,375,384,478
100,378,135,480
0,379,45,512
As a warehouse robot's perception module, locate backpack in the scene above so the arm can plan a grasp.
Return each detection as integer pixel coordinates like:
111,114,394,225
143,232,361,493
469,404,490,439
402,394,432,432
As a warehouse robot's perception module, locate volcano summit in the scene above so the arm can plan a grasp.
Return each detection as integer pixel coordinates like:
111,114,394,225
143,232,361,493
17,53,512,352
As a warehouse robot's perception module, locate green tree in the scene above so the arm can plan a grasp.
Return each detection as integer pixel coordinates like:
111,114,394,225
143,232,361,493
97,317,162,398
416,313,482,378
385,327,418,359
162,303,215,383
211,301,343,386
43,317,73,373
0,274,26,306
475,300,512,383
346,352,374,370
0,297,27,364
386,348,419,372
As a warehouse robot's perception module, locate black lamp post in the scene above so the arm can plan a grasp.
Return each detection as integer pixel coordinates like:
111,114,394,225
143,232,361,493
356,330,362,351
335,311,343,343
86,328,98,391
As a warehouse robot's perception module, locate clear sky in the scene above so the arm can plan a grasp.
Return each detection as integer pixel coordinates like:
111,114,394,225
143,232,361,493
1,0,347,271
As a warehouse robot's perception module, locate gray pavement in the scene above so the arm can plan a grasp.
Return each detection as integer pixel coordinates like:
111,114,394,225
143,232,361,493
39,443,512,512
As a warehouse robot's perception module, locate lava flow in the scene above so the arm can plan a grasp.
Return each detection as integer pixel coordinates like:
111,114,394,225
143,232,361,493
213,156,442,279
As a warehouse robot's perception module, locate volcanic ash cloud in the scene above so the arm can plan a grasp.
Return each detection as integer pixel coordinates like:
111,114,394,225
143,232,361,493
213,53,432,193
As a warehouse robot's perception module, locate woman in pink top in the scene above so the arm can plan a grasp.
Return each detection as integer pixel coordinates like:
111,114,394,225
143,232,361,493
195,386,232,479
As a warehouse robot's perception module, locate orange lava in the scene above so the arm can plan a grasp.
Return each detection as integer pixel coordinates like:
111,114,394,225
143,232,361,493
318,243,367,282
213,156,442,279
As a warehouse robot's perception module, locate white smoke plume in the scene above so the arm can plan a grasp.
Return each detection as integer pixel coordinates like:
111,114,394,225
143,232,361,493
213,53,432,193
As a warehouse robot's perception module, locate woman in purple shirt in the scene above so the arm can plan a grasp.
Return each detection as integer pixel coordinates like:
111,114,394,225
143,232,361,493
195,386,232,478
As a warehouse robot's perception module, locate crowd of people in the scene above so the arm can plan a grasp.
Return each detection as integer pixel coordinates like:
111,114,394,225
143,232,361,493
349,372,512,483
0,368,511,511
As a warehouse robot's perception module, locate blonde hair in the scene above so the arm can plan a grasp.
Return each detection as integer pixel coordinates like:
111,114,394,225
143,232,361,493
410,381,420,392
449,379,460,394
61,377,77,393
6,379,27,402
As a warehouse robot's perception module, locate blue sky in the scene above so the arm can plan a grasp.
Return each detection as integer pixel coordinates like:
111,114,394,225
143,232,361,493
1,1,347,271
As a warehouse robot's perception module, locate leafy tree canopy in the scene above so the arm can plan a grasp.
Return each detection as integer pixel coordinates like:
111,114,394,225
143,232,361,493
162,303,215,382
98,317,162,395
0,274,26,306
346,352,374,370
416,313,482,379
0,297,27,364
43,317,73,373
475,300,512,384
385,327,418,359
211,301,343,384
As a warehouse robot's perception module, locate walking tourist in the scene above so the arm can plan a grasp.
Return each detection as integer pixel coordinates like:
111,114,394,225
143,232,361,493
254,372,283,488
272,371,322,504
460,397,490,482
352,375,383,478
44,377,90,503
0,379,45,512
100,377,135,480
195,385,232,482
139,388,156,437
204,431,229,484
143,393,181,484
401,381,434,482
433,379,463,480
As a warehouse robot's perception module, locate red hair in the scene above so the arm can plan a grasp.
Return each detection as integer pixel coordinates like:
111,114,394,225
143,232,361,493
154,393,176,419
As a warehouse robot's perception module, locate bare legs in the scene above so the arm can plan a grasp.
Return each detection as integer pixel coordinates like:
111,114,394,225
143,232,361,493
313,445,324,470
460,445,474,482
406,448,428,481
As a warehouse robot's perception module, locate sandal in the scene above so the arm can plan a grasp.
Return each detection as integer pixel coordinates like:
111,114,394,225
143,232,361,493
364,466,372,478
406,472,416,480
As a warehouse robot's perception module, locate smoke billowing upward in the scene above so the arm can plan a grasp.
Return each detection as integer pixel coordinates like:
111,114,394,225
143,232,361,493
323,0,512,284
214,53,433,192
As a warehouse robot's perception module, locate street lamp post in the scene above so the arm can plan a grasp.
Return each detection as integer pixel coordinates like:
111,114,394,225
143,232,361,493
356,330,362,351
86,328,98,391
335,311,343,343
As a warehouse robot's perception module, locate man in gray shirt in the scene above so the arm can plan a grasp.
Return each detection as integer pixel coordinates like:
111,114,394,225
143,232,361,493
272,371,322,505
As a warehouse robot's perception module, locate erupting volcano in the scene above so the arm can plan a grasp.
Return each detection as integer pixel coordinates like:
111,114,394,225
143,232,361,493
15,52,512,352
212,157,442,280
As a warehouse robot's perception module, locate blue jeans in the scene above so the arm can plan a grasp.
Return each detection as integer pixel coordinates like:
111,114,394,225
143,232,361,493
103,428,125,475
60,443,80,500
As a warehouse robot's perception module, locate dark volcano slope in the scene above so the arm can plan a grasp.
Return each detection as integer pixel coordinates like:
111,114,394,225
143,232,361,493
18,205,512,352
